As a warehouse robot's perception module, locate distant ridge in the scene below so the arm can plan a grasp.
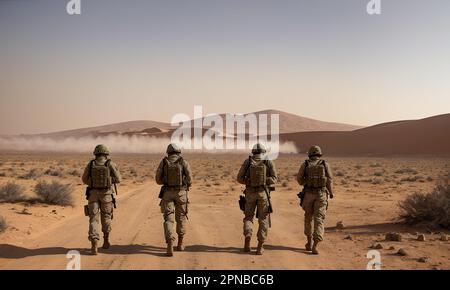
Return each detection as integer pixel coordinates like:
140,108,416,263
27,110,362,138
279,113,450,156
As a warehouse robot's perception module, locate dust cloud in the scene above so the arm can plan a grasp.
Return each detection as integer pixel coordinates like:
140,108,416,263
0,135,298,155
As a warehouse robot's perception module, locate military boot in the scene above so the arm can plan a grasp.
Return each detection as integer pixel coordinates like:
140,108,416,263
244,237,251,252
312,241,320,255
102,233,110,249
176,235,185,251
305,236,312,251
256,242,264,255
166,241,174,257
90,240,98,255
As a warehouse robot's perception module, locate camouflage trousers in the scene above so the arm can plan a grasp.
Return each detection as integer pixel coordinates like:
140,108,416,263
88,191,114,242
243,190,269,243
160,189,188,243
302,190,328,242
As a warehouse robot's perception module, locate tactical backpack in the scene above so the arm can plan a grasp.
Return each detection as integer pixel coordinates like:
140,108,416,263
247,157,267,187
89,159,112,189
304,159,328,188
164,157,184,187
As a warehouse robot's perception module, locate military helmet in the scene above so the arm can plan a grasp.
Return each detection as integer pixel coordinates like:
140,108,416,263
93,144,110,156
251,143,267,154
166,143,181,154
308,145,322,157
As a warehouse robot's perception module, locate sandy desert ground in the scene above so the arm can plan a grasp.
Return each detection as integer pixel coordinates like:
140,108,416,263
0,152,449,270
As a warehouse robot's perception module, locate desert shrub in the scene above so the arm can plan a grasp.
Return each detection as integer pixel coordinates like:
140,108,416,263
44,168,65,177
371,178,383,185
68,169,82,177
129,168,138,177
374,171,384,177
395,168,418,175
399,175,450,229
34,180,74,206
0,215,6,233
335,171,345,177
354,164,363,170
19,168,41,180
0,182,27,202
401,175,423,182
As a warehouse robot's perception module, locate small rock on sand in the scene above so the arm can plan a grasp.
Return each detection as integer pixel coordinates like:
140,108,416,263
418,257,428,263
344,235,353,240
417,234,426,242
397,248,408,256
336,221,345,230
371,243,383,249
20,208,32,215
385,232,402,242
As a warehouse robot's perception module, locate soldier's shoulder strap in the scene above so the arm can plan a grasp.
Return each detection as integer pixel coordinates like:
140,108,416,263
320,159,330,176
177,156,187,176
244,156,252,176
105,159,112,175
303,160,309,179
88,160,95,188
262,158,272,167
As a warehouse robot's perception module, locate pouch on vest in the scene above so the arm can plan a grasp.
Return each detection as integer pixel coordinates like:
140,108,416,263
164,157,183,187
248,159,267,187
305,160,327,188
90,160,112,189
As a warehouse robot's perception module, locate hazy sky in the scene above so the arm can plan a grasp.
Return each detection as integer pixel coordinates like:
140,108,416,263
1,0,449,134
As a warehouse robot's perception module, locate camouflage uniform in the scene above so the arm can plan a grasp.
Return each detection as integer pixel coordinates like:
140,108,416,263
297,148,333,250
82,149,121,245
155,145,192,255
237,151,277,252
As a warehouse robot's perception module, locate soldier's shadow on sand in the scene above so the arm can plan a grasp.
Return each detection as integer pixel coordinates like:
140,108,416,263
184,244,308,255
0,244,89,259
0,243,309,259
325,222,413,235
0,244,168,259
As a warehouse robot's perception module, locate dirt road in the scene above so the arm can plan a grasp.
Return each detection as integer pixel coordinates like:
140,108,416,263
0,182,448,270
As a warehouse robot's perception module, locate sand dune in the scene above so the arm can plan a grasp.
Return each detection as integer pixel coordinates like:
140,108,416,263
29,110,361,139
33,120,175,139
280,114,450,155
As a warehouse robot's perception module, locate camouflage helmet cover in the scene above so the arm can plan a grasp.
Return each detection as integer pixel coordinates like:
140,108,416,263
93,144,110,155
166,143,181,154
308,145,322,157
251,143,267,154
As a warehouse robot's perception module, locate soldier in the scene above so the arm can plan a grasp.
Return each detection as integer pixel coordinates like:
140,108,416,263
297,145,333,255
82,144,121,255
155,143,192,257
237,143,278,255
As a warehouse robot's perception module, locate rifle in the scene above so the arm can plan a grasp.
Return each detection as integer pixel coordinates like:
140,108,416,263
185,185,190,220
297,188,306,207
112,183,118,209
158,185,166,199
263,186,274,228
239,195,246,212
85,187,92,200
